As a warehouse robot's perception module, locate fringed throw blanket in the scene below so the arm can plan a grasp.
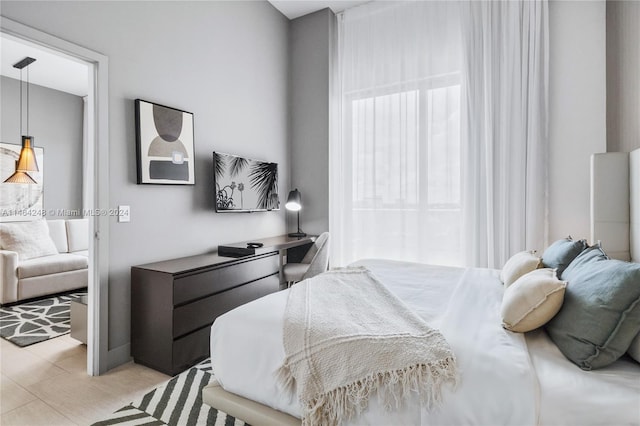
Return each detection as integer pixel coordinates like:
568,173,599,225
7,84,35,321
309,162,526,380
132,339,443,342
277,267,458,425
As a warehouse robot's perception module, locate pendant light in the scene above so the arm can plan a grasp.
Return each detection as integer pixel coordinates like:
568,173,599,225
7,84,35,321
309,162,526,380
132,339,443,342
4,57,39,184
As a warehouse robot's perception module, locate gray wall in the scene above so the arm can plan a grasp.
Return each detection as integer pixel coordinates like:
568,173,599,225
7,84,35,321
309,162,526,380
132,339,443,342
1,76,84,217
1,1,289,357
288,8,333,235
607,0,640,153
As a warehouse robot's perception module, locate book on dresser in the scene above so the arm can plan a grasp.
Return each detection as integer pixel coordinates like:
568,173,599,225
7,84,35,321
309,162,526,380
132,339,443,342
130,234,314,376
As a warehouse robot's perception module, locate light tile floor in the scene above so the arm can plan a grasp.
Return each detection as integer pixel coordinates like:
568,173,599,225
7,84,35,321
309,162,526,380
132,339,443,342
0,335,169,425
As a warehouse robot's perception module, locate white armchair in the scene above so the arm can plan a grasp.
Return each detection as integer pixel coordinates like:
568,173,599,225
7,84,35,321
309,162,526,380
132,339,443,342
283,232,330,286
0,219,88,305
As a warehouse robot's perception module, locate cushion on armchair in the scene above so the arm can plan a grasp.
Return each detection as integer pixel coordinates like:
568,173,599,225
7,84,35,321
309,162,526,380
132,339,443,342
47,220,69,253
0,220,59,260
283,263,310,283
18,254,88,279
301,243,318,263
66,218,89,253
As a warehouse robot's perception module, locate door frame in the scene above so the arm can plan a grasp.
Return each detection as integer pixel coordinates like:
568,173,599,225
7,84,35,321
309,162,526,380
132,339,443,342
1,17,110,375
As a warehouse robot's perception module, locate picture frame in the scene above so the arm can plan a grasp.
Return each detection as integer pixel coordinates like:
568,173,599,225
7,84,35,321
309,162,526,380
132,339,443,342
213,152,280,212
135,99,195,185
0,142,45,222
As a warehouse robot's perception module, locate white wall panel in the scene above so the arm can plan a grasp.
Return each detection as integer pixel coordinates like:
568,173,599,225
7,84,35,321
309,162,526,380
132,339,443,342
549,0,607,243
591,153,630,260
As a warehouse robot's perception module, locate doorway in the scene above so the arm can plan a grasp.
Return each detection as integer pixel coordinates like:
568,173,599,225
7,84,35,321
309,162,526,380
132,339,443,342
1,17,109,375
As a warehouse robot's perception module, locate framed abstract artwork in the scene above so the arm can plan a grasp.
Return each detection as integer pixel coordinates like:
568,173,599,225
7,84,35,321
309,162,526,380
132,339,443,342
135,99,195,185
0,142,44,222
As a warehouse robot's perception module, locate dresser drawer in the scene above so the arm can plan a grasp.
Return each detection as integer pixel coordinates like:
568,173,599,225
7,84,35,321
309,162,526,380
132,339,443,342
172,326,210,375
173,253,278,305
173,273,280,338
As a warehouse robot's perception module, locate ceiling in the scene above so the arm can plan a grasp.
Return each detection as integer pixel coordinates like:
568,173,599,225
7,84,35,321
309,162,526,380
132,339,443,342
0,35,88,97
268,0,370,19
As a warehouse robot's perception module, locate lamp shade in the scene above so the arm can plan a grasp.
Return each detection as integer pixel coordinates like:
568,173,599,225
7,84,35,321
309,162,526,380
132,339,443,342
285,189,302,211
286,188,306,237
3,171,37,184
4,136,39,184
16,136,39,172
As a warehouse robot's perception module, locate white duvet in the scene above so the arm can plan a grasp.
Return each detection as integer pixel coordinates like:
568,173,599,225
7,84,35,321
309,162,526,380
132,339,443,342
211,259,640,425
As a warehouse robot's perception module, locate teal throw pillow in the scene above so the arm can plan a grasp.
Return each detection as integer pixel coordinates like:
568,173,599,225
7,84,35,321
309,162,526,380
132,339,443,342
541,237,587,278
561,243,608,277
545,245,640,370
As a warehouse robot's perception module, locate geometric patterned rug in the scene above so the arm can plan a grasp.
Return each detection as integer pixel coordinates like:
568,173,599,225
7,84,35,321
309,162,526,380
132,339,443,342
0,291,87,347
91,359,248,426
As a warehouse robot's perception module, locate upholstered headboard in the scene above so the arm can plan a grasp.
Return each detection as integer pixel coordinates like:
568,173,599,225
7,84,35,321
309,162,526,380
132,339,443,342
591,148,640,262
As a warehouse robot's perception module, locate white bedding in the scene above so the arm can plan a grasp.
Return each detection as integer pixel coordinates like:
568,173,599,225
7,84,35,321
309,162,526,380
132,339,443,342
210,259,640,425
525,329,640,425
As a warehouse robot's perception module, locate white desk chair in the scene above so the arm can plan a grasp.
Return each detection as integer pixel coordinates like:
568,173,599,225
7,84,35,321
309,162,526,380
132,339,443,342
283,232,330,286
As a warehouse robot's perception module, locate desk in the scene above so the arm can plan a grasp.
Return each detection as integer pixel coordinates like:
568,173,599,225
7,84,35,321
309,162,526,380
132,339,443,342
218,234,315,285
131,234,315,375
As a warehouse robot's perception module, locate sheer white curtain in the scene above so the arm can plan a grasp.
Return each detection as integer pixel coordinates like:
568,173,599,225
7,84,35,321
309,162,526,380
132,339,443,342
330,1,463,267
461,1,549,268
330,0,549,268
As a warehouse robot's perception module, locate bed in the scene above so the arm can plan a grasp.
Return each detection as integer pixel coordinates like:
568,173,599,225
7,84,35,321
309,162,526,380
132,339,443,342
203,149,640,425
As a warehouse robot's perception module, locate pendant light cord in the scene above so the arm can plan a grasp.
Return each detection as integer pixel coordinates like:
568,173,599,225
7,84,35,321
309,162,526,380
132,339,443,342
14,58,36,138
26,67,29,135
19,67,23,136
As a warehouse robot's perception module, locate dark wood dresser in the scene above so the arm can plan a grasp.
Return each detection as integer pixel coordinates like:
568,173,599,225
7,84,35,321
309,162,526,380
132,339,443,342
131,251,279,376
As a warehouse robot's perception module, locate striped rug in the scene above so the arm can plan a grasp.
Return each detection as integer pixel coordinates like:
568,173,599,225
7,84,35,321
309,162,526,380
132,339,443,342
92,359,247,426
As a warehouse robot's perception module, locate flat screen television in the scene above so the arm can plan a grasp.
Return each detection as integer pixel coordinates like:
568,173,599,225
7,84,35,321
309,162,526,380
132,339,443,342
213,152,280,212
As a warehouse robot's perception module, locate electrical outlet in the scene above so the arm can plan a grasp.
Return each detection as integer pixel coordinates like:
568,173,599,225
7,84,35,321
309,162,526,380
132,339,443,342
118,205,130,223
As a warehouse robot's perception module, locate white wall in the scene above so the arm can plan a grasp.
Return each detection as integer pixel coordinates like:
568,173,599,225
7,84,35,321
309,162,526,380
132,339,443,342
1,1,289,363
548,0,607,242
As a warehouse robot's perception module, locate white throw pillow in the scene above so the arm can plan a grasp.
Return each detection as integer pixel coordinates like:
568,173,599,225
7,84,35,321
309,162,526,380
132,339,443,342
500,250,541,287
0,220,59,260
628,332,640,364
501,268,567,333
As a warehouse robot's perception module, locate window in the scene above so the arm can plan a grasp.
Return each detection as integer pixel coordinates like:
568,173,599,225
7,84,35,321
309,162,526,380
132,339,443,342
343,77,461,265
